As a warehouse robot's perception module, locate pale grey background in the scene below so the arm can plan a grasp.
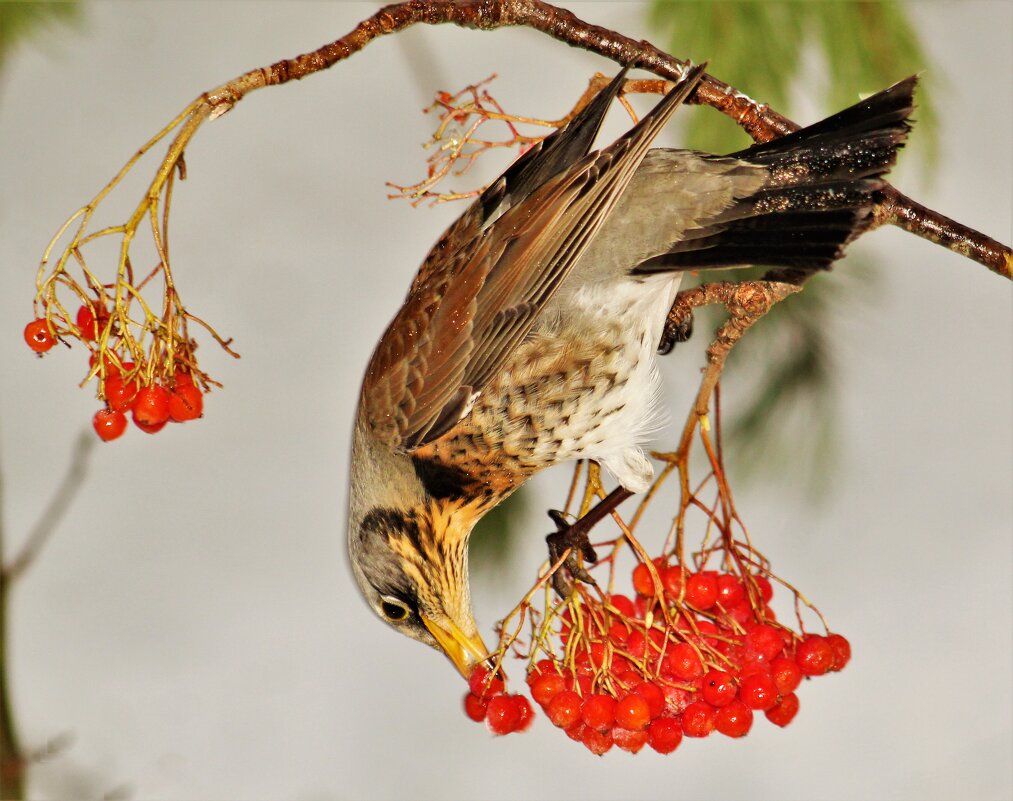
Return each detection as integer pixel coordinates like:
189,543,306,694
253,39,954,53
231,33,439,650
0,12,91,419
0,3,1010,800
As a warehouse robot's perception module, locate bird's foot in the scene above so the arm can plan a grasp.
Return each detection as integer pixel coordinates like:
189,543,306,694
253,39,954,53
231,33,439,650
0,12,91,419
545,509,599,598
658,309,694,355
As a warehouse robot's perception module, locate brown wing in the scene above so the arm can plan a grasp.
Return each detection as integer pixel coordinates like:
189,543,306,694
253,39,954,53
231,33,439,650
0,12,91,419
362,65,707,452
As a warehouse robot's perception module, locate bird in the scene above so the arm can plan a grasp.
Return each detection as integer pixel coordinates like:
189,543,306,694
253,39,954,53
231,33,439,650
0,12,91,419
347,63,915,677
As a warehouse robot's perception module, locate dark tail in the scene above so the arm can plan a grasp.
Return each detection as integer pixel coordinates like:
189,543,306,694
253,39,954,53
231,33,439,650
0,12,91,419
633,75,916,279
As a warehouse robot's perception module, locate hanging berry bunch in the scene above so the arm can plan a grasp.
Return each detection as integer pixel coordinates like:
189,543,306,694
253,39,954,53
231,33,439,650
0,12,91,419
26,104,238,442
461,416,851,753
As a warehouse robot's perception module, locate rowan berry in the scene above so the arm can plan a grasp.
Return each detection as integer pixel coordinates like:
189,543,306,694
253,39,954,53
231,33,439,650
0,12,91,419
611,725,649,754
530,673,566,707
765,692,800,727
606,594,635,618
701,670,737,707
796,635,834,676
685,572,718,609
132,385,171,428
715,700,754,738
546,690,582,728
468,665,505,698
716,573,745,606
647,716,682,754
826,633,852,671
168,381,203,421
614,694,651,731
463,692,487,722
681,701,717,737
105,374,139,412
24,319,56,353
580,694,617,732
92,409,127,442
632,562,659,596
745,624,784,662
580,726,614,755
633,681,665,719
665,642,704,680
739,673,778,711
485,695,521,735
770,657,803,694
513,695,534,732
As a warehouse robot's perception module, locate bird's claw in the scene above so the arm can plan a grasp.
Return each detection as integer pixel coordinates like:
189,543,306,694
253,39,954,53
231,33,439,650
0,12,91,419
658,310,694,355
545,509,599,598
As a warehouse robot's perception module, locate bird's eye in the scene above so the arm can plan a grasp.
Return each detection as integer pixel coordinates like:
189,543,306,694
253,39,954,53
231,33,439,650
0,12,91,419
380,597,411,622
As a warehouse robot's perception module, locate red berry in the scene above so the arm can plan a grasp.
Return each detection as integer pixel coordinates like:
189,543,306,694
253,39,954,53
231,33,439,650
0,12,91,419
607,594,635,618
512,695,534,732
751,574,774,603
745,624,784,662
647,716,683,754
132,385,171,427
607,621,630,646
765,692,800,727
134,418,168,435
463,692,487,722
92,409,127,442
625,630,646,659
685,572,718,609
666,642,704,680
660,684,692,717
564,721,586,742
530,673,566,707
701,670,737,707
633,681,665,719
611,725,649,754
468,665,505,698
580,694,617,732
546,690,582,728
681,701,717,737
739,673,778,711
770,657,803,694
661,566,685,598
580,726,614,755
527,659,557,683
716,574,745,606
169,381,203,421
75,305,103,340
796,635,835,676
715,700,754,738
614,694,651,731
24,319,56,353
485,694,521,735
104,374,139,412
826,633,852,671
632,562,659,596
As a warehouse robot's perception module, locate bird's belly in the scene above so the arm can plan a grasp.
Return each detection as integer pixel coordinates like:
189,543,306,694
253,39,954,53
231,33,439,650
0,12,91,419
422,276,678,493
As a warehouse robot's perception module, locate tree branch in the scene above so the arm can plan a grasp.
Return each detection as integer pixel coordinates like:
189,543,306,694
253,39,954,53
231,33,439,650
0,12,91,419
182,0,1007,276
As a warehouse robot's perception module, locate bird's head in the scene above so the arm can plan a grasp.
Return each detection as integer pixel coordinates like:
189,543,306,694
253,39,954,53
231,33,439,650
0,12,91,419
347,425,490,677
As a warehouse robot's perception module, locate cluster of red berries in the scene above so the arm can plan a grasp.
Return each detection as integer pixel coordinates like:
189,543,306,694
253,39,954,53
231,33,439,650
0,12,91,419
24,309,204,442
462,560,850,754
461,665,534,736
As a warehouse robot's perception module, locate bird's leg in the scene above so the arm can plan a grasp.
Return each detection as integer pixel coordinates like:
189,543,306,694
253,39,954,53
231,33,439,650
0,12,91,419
546,486,634,597
658,305,694,355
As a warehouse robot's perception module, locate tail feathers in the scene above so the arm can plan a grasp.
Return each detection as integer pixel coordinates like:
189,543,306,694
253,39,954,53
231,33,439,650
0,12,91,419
633,76,916,277
730,75,916,185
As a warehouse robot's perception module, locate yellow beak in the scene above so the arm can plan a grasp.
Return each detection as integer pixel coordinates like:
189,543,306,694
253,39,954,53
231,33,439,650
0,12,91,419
421,614,490,678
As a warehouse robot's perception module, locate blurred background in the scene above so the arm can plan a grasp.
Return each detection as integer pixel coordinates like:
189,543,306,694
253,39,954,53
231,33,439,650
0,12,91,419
0,2,1009,799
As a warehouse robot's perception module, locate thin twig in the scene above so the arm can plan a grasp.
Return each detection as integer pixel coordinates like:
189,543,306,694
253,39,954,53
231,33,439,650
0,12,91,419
4,431,95,584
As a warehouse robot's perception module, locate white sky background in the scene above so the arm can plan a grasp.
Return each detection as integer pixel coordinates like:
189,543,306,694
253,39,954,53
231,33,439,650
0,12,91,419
0,2,1010,800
